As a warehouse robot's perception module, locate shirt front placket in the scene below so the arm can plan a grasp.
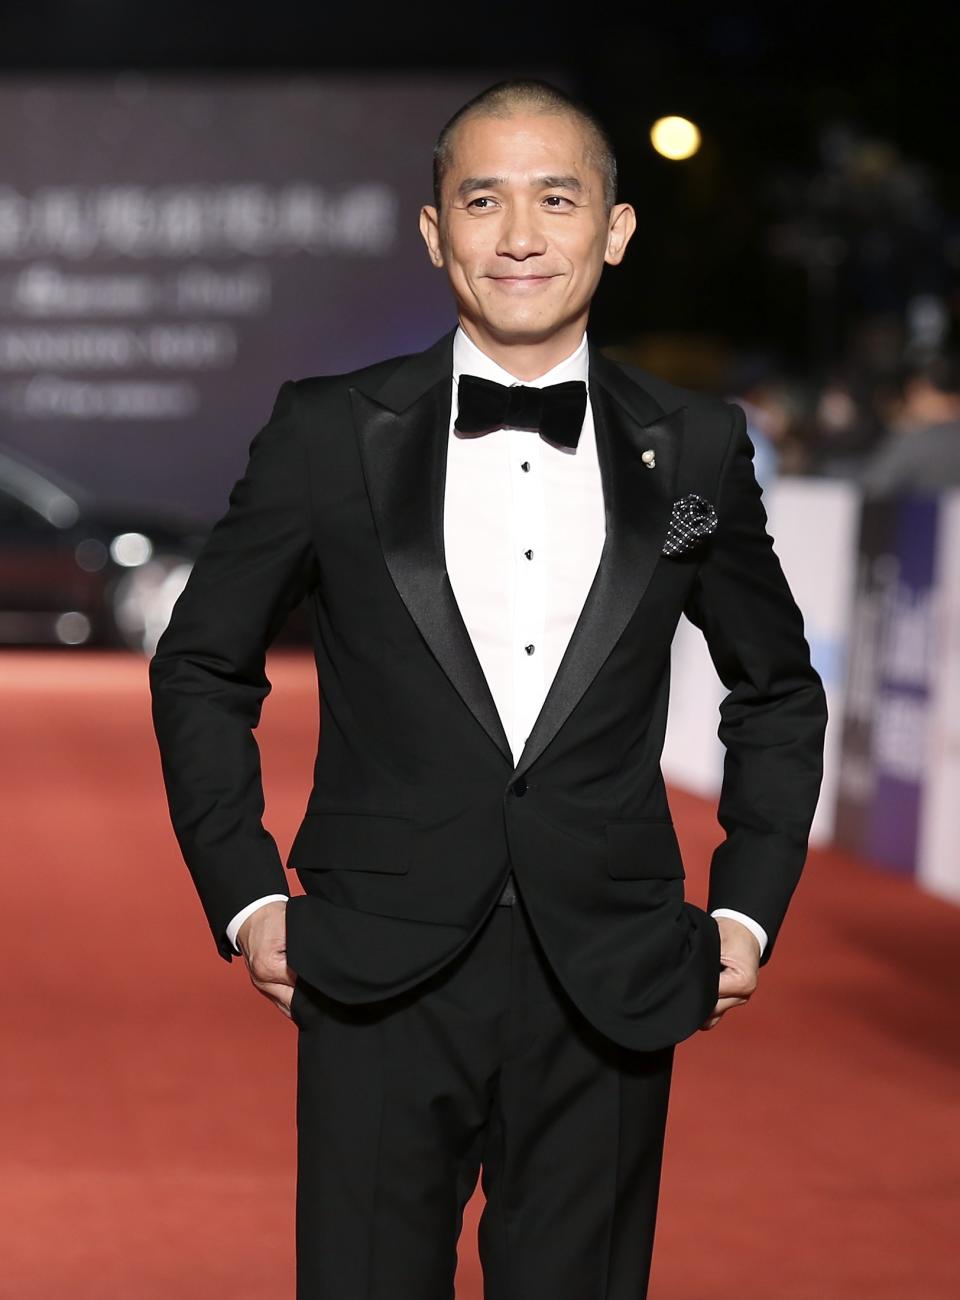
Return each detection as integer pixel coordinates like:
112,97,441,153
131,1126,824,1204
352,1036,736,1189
506,395,547,765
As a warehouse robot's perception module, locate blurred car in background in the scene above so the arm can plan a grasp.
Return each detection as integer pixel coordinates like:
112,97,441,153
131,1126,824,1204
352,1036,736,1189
0,443,314,654
0,443,208,655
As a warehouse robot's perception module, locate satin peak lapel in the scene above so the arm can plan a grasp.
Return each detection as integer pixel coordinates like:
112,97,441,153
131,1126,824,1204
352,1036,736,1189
349,334,514,766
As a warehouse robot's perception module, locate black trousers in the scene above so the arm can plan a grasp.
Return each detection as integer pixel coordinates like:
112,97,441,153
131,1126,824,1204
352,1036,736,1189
291,885,676,1300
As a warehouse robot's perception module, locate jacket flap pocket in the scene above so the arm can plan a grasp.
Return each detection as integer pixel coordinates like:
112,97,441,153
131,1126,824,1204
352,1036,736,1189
605,819,685,879
292,811,411,873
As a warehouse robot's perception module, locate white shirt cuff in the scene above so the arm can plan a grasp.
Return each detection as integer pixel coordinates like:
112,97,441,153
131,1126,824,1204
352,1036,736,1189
226,894,289,954
710,908,768,957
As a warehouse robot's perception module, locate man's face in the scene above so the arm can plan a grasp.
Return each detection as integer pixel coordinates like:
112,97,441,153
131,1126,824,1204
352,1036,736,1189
420,111,635,345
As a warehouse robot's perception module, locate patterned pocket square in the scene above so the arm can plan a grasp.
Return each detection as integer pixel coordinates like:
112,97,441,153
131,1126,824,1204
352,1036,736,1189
661,493,718,556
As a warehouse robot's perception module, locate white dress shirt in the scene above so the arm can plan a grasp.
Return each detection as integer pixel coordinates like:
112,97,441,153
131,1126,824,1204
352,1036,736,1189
226,325,768,957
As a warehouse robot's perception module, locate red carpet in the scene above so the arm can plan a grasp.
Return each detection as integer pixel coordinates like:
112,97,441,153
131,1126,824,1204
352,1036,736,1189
2,650,958,1298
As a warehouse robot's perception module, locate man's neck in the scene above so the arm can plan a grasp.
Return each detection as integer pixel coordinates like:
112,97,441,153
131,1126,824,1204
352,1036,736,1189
457,317,588,382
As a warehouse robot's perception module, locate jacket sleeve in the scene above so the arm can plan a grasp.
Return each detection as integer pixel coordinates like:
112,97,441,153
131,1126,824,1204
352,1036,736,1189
148,380,321,960
682,401,828,964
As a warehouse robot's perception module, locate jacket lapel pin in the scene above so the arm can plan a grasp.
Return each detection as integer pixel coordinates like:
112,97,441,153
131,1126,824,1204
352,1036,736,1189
641,448,656,468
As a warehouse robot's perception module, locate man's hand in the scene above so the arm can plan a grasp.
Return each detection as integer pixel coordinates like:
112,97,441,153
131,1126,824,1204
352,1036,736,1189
700,915,760,1031
236,899,298,1019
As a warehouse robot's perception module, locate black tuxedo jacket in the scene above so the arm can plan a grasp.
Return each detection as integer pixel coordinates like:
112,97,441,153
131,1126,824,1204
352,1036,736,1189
149,325,827,1051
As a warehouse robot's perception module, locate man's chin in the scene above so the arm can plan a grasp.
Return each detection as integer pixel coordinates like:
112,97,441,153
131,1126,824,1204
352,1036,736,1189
471,315,567,346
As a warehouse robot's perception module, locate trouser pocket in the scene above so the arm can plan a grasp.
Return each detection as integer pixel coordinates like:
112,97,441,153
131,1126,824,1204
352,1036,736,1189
290,978,307,1029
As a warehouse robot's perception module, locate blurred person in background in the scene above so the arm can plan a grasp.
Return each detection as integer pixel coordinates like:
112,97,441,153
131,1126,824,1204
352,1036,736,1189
809,369,887,481
732,393,779,491
860,352,960,497
149,77,827,1299
728,360,819,486
724,357,783,492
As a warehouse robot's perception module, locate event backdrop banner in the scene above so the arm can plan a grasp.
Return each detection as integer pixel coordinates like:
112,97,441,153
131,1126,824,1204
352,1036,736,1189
0,74,499,519
835,495,940,876
917,491,960,904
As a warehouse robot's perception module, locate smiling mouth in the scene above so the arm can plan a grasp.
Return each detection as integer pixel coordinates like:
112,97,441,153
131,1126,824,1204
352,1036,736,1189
489,274,556,284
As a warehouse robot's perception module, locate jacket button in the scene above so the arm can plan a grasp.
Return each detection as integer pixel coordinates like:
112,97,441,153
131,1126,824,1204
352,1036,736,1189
511,777,527,797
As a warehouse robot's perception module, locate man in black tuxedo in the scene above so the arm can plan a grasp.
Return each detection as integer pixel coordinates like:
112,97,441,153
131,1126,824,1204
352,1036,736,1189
150,78,827,1299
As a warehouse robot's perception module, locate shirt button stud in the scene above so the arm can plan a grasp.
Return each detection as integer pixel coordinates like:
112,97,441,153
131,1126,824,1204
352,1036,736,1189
524,548,533,560
521,461,530,472
525,644,535,655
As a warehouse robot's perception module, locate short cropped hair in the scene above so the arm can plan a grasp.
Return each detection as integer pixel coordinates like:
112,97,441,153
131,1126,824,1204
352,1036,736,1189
432,78,618,215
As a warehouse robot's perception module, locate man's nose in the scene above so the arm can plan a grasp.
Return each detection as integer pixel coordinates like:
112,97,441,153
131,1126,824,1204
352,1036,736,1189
496,206,547,258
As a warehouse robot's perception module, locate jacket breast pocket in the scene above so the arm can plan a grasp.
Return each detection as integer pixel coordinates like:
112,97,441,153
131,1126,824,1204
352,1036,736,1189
289,810,411,874
605,819,686,879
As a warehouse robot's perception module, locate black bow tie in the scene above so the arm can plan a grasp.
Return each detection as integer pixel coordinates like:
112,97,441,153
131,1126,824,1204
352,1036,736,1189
454,373,587,450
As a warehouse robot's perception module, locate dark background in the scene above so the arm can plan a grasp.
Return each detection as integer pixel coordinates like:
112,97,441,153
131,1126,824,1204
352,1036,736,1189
2,1,957,371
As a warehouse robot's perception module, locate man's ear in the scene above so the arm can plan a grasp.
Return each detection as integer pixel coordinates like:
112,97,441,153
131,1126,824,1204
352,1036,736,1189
419,205,445,267
603,202,637,266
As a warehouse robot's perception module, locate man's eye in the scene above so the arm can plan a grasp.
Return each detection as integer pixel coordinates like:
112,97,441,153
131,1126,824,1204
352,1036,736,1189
467,196,495,209
544,195,572,207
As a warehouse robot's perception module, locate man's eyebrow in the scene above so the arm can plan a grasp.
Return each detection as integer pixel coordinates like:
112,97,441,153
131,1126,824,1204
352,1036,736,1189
535,175,583,191
455,176,507,199
455,174,584,200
